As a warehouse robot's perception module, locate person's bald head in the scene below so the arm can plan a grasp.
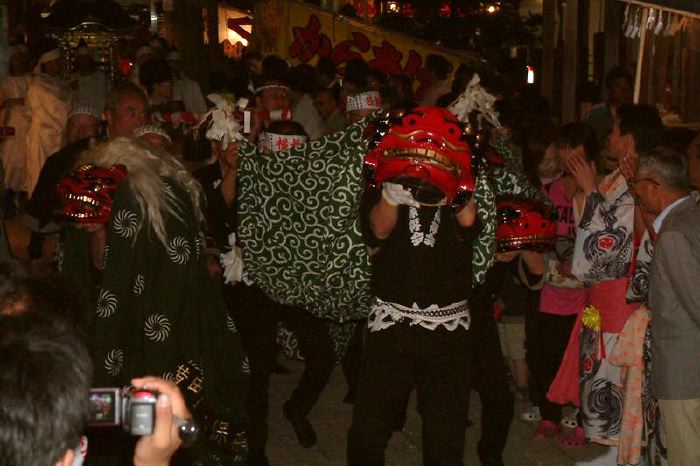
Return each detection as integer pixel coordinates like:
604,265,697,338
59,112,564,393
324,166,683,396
104,83,148,138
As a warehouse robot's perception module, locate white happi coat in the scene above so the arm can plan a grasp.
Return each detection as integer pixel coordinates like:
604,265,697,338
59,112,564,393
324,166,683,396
0,74,32,191
25,73,68,195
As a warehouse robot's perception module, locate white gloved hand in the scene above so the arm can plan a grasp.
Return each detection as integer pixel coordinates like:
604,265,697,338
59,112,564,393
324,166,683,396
382,182,420,207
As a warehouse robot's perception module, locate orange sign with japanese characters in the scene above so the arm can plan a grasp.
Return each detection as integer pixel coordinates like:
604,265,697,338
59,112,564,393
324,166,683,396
275,2,475,80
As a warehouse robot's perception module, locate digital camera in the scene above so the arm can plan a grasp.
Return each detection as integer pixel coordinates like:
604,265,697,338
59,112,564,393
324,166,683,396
88,388,157,436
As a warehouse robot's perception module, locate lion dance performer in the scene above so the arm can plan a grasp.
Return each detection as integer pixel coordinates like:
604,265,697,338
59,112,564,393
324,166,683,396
346,106,479,465
59,138,249,465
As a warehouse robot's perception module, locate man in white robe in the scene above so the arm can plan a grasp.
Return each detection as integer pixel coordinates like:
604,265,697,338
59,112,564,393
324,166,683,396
0,45,32,196
24,49,69,196
166,51,207,114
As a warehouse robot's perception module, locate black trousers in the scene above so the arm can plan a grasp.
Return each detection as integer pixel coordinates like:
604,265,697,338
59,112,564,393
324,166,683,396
468,303,515,464
525,309,577,424
347,322,471,466
226,283,335,453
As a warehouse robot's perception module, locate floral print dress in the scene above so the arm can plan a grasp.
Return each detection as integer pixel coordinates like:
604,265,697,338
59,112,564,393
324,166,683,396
571,170,637,446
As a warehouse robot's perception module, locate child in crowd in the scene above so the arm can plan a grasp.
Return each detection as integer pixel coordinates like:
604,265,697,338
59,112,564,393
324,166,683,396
526,123,594,446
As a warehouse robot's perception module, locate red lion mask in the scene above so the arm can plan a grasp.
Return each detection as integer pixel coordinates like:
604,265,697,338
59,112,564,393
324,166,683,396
363,107,476,207
57,164,128,223
496,197,557,253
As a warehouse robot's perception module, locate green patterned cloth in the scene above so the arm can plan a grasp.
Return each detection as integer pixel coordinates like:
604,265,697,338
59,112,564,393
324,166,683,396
63,181,249,465
237,125,542,321
237,121,373,322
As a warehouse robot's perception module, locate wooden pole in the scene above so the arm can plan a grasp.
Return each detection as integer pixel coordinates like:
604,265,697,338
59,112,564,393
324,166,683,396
542,0,556,110
562,0,579,122
633,8,649,103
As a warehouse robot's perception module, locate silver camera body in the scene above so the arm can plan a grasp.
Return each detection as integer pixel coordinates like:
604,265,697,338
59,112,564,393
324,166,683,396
88,388,157,436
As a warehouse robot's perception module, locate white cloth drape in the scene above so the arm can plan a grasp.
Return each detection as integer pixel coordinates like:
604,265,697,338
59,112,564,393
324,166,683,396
0,74,32,191
25,73,68,195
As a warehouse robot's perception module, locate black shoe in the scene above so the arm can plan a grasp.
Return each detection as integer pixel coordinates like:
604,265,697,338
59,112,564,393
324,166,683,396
283,401,316,448
247,448,270,466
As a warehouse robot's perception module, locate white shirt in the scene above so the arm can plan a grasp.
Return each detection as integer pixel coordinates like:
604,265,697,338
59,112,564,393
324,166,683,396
653,195,689,233
173,75,207,114
292,93,324,141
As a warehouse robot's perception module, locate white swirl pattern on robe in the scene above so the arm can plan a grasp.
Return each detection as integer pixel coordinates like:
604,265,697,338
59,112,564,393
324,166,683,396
133,274,145,295
112,209,139,239
96,288,118,318
194,235,204,259
144,313,172,342
226,314,238,333
101,244,110,269
167,236,191,265
104,348,124,375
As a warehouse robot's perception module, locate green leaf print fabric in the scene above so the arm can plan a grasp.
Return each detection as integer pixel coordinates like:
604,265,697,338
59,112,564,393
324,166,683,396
237,123,543,321
237,122,373,322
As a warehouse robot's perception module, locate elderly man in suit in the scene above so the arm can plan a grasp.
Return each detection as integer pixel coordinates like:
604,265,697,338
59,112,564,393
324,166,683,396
632,145,700,466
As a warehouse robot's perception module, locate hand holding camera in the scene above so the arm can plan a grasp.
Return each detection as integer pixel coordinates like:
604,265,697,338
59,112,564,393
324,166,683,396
131,377,194,466
88,377,195,466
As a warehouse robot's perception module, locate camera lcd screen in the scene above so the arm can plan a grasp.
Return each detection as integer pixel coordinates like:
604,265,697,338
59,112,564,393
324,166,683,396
88,389,120,426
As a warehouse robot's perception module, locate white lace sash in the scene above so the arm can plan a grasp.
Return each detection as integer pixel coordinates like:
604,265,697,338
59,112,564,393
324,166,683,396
368,297,470,332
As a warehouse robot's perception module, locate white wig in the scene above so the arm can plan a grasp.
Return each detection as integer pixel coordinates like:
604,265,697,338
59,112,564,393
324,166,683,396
77,137,204,248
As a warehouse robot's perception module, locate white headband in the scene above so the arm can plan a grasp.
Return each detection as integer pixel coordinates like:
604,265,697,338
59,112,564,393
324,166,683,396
254,84,290,96
259,132,306,153
346,91,381,112
68,105,102,120
133,124,172,144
